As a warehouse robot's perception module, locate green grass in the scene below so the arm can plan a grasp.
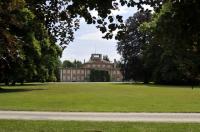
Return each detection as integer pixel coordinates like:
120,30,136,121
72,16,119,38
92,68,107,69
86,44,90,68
0,120,200,132
0,83,200,112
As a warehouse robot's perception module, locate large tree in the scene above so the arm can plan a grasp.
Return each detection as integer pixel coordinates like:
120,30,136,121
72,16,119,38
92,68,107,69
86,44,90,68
141,0,200,85
159,1,199,85
0,0,61,85
117,10,152,83
117,0,200,85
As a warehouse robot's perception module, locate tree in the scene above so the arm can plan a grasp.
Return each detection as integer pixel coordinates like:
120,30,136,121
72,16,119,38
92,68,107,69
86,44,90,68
62,60,74,68
0,0,61,85
62,60,82,68
73,60,82,68
141,1,200,85
117,0,200,85
117,10,152,83
25,0,164,47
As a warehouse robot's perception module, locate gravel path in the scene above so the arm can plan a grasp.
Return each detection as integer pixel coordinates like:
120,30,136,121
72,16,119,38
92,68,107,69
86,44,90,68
0,111,200,122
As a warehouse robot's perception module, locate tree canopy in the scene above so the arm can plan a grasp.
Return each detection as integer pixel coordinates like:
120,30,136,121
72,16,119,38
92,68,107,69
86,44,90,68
62,60,82,68
118,0,200,85
117,10,152,82
0,0,61,85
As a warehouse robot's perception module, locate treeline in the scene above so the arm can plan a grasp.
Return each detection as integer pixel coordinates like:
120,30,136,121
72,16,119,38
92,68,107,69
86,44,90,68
117,1,200,85
62,60,82,68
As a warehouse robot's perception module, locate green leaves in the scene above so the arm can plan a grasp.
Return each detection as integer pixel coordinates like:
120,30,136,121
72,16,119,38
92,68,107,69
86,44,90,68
90,69,110,82
108,16,114,23
117,11,152,82
108,23,117,31
116,15,123,23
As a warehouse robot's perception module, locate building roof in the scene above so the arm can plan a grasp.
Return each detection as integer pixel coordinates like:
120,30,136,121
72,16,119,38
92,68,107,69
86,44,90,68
87,53,111,64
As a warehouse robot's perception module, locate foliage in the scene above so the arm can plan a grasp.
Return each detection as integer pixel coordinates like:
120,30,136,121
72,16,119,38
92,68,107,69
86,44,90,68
62,60,82,68
143,1,200,85
118,0,200,85
5,0,164,50
73,60,82,68
117,10,152,83
90,69,110,82
62,60,74,68
0,0,61,85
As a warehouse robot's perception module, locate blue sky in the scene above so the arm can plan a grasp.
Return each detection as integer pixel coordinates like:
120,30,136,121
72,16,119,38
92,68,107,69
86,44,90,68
61,6,137,63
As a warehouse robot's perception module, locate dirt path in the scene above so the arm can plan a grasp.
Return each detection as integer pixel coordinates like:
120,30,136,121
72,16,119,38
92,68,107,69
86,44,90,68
0,111,200,122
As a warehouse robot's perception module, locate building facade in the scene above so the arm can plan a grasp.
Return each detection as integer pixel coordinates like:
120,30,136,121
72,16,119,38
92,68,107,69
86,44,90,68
60,54,123,82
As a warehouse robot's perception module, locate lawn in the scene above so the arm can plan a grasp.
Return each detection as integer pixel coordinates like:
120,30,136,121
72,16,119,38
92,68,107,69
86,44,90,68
0,120,200,132
0,83,200,112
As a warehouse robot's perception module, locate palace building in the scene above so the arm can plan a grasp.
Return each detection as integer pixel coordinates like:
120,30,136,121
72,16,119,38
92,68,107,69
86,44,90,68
60,54,123,82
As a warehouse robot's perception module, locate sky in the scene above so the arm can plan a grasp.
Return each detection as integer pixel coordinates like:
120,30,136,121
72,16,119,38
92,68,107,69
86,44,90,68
61,6,137,63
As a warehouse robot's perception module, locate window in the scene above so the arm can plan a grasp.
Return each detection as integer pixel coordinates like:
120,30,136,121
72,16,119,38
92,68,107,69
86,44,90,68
67,76,71,80
81,76,84,80
77,76,80,81
87,65,91,68
107,65,111,68
113,71,116,75
117,71,120,75
63,76,66,81
93,55,100,58
67,70,70,74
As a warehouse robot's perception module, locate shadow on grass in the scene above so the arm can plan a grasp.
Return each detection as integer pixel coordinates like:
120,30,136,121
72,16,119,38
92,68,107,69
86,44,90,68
0,88,46,93
0,83,48,87
19,83,48,87
112,82,146,85
113,82,200,89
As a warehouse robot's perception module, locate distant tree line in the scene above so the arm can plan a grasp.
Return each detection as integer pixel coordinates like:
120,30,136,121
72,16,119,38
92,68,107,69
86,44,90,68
62,60,82,68
117,1,200,85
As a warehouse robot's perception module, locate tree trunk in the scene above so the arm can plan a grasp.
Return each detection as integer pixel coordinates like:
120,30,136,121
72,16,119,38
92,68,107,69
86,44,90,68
5,79,9,86
11,81,16,86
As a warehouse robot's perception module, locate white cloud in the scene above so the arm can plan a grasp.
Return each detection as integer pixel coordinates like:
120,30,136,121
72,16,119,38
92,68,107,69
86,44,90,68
112,6,129,15
78,31,115,42
79,31,101,41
